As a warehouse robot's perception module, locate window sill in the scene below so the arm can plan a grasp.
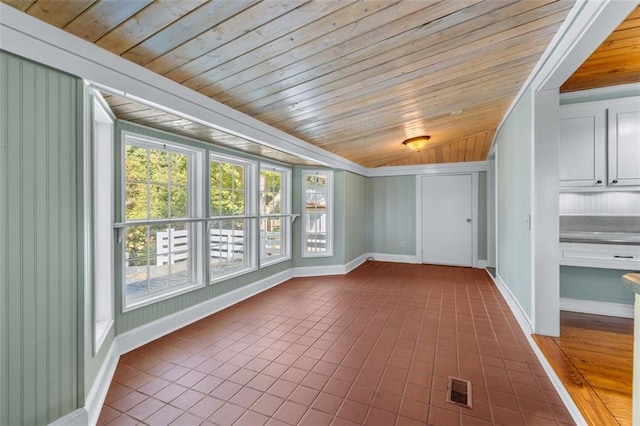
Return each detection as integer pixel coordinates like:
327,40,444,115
260,255,291,269
210,265,258,285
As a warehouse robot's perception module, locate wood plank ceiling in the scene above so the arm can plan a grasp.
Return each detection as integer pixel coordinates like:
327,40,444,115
561,5,640,93
4,0,577,167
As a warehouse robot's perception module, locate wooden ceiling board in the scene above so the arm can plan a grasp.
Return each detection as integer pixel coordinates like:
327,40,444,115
167,0,364,88
182,0,452,93
562,6,640,92
254,26,558,131
26,0,96,28
121,0,260,66
95,0,209,55
2,0,34,11
6,0,580,167
63,0,153,42
144,0,309,76
216,0,562,110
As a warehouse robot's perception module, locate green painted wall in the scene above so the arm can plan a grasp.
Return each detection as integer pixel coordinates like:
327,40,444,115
366,176,416,256
345,172,367,263
560,266,635,305
292,168,346,267
1,51,81,425
496,87,533,317
114,121,294,333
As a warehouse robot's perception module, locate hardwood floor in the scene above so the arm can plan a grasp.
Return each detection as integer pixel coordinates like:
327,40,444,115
533,311,633,426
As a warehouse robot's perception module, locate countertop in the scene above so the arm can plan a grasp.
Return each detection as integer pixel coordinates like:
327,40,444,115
560,216,640,246
560,231,640,245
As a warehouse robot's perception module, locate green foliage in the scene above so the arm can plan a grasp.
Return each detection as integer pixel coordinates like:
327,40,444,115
124,144,189,260
210,161,245,217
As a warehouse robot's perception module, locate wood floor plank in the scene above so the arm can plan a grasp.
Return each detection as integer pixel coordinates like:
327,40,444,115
532,334,620,426
595,387,632,426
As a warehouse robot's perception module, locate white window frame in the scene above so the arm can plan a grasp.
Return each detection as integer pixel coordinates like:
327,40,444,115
301,170,334,258
209,152,258,283
259,164,292,267
120,131,204,312
91,93,115,353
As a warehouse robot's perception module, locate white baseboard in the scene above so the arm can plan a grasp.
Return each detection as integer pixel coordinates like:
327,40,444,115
477,260,488,268
47,408,88,426
367,253,420,264
490,273,533,334
85,342,119,426
345,254,368,273
560,298,634,318
486,273,586,425
292,264,347,277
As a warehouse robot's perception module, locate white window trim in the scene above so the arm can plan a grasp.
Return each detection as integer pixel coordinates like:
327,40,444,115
260,163,292,267
301,170,334,258
120,131,205,312
91,92,115,354
209,152,258,284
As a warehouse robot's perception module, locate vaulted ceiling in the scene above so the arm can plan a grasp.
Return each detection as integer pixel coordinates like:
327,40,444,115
3,0,579,167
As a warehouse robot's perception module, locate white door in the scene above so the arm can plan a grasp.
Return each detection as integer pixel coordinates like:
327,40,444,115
421,174,473,266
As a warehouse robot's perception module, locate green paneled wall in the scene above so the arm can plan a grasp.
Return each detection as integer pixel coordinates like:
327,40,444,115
560,266,635,305
366,176,416,255
1,51,81,425
345,172,367,262
496,87,533,317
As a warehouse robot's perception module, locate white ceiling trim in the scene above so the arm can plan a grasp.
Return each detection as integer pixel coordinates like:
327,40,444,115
367,161,487,177
0,3,368,176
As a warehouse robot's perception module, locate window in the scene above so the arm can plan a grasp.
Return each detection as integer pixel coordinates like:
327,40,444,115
92,96,114,352
260,165,291,265
302,170,333,257
122,133,202,310
209,154,256,281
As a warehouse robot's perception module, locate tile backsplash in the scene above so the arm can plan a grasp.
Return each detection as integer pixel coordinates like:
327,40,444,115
560,191,640,216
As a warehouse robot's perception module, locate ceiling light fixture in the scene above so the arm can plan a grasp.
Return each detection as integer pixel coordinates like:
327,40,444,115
402,135,431,151
450,109,463,115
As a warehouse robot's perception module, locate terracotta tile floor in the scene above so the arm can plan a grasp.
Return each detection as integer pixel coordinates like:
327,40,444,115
98,262,574,425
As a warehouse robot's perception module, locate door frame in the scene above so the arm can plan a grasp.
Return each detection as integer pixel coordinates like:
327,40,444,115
415,172,479,268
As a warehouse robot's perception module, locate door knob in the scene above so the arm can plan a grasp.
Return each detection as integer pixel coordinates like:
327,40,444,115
466,218,472,223
596,180,603,184
612,179,618,184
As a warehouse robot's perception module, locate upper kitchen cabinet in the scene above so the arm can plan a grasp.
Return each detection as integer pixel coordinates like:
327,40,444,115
559,103,606,188
560,96,640,190
608,99,640,187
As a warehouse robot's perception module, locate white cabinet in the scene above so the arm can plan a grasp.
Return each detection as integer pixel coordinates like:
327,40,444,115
608,99,640,186
559,97,640,190
560,242,640,270
559,104,606,188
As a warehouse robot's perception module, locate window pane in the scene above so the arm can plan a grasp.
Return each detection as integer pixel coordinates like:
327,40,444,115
261,217,283,259
125,145,148,183
149,184,169,219
125,183,147,220
170,185,188,218
210,219,247,274
149,150,169,183
170,153,188,185
303,171,332,257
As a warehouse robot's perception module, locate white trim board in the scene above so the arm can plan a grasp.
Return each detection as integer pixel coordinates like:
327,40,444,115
560,298,634,319
367,253,420,264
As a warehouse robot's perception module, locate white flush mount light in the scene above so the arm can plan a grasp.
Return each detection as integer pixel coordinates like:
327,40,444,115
450,110,463,115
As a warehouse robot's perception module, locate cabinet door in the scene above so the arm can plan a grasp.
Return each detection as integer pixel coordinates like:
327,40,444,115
608,98,640,186
559,104,606,188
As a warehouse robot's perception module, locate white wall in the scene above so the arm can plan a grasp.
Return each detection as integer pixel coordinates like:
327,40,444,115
496,87,533,320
